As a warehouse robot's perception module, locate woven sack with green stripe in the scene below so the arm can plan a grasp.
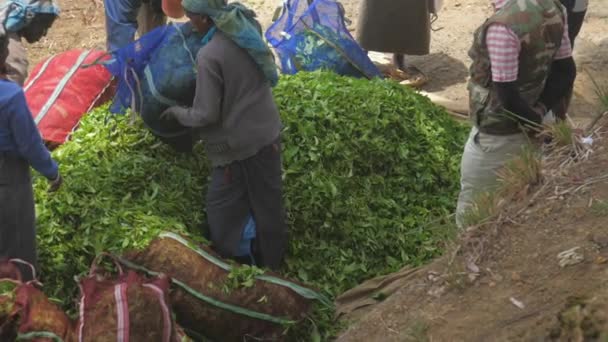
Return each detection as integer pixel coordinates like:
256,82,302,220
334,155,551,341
121,232,331,342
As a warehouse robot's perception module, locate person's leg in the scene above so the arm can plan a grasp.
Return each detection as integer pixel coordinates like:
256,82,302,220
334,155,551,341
568,10,587,47
206,164,251,260
456,128,529,228
104,0,143,51
241,140,288,270
392,53,427,87
137,0,167,37
0,155,37,281
392,53,405,71
553,0,587,119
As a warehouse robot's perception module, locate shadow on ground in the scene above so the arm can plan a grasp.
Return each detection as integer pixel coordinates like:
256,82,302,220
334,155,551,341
408,52,469,93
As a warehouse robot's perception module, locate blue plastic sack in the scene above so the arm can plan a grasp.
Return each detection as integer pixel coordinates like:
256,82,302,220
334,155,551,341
265,0,380,79
236,215,257,262
103,22,205,141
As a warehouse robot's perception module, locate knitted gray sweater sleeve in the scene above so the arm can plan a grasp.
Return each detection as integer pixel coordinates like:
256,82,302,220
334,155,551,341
169,53,222,128
164,32,281,166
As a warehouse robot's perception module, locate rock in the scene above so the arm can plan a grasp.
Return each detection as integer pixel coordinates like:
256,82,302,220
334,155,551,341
588,233,608,249
595,256,608,264
511,272,522,282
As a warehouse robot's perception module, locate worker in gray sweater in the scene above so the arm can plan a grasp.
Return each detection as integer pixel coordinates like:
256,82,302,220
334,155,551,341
161,0,286,270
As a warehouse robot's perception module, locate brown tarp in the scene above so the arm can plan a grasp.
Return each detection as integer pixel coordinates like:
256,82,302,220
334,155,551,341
335,266,423,323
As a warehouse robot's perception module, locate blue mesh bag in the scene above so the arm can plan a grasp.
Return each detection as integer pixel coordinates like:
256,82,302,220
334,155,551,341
103,22,205,144
265,0,380,79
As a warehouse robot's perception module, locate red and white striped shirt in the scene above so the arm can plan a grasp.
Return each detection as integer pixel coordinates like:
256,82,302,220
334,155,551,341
487,0,572,82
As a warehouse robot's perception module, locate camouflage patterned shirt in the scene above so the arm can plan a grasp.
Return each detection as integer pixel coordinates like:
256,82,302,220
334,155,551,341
468,0,566,135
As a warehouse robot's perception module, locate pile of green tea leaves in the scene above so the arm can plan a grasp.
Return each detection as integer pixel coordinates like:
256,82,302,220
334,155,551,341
33,71,467,338
275,72,468,295
33,108,209,303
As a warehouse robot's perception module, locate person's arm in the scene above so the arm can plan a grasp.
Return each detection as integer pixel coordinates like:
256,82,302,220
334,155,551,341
164,52,223,128
494,82,543,125
538,16,576,110
8,89,58,180
486,24,542,125
538,57,576,110
5,34,28,86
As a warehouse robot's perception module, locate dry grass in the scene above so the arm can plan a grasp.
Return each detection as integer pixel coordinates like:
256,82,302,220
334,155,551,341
590,200,608,217
544,121,576,147
496,144,542,197
400,320,430,342
456,114,608,271
460,191,502,228
589,71,608,113
459,114,601,229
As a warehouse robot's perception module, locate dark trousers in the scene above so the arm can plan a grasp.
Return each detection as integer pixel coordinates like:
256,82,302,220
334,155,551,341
553,0,587,119
0,153,37,281
559,0,586,47
206,140,287,270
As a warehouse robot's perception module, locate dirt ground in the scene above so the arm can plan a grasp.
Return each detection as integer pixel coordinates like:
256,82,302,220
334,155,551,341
24,1,608,341
28,0,608,125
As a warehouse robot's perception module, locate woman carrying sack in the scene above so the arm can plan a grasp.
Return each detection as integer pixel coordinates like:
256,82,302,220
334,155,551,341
161,0,287,270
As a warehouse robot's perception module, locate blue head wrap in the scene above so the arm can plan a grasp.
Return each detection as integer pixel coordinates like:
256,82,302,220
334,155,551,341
182,0,279,87
0,0,60,37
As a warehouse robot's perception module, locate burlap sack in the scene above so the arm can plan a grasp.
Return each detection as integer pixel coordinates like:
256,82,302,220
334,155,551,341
76,254,182,342
122,232,331,341
0,259,75,342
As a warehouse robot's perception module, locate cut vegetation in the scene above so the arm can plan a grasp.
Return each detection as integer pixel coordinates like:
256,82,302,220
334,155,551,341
33,72,468,339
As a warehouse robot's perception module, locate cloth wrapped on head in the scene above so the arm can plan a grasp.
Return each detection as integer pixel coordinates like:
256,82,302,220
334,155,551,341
181,0,279,86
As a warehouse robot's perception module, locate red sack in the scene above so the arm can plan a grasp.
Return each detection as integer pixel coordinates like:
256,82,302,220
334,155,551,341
24,49,115,145
76,254,180,342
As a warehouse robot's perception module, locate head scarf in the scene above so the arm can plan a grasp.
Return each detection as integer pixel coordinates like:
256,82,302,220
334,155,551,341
181,0,279,86
0,0,60,37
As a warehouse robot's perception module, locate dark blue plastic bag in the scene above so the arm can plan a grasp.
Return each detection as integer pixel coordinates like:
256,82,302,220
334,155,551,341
103,22,205,144
265,0,380,79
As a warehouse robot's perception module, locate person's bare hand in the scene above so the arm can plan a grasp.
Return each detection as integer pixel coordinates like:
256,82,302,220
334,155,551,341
48,173,63,193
